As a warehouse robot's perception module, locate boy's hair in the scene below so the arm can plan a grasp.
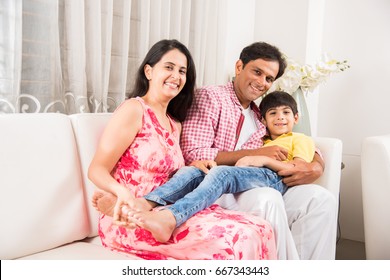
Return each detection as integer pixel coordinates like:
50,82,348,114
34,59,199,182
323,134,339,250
259,91,298,119
239,42,287,80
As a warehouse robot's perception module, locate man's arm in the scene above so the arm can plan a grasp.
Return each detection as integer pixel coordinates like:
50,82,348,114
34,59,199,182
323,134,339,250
278,153,324,187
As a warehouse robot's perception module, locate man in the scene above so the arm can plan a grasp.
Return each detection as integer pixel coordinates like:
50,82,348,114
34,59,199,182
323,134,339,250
180,42,337,259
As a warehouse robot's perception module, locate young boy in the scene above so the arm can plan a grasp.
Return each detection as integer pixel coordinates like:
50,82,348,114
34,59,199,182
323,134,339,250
126,91,315,243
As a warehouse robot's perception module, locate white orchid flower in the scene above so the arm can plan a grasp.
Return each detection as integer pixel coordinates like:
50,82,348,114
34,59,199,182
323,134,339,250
268,54,350,94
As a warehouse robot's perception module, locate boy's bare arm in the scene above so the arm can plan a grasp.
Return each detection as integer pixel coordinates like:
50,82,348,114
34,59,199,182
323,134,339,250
235,155,296,172
215,145,289,166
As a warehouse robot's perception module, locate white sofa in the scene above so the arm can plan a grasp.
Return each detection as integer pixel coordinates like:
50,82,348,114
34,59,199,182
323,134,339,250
0,113,343,259
361,134,390,259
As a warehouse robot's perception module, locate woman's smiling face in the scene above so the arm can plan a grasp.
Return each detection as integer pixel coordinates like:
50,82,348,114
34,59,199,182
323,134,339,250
145,49,188,98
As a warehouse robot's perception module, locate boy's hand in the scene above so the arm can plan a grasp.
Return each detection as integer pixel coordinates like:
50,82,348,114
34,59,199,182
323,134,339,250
189,160,217,174
255,146,288,161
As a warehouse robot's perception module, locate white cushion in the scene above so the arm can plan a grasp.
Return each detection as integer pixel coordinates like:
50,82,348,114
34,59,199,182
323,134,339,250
361,134,390,259
17,241,137,260
0,114,89,259
70,113,112,237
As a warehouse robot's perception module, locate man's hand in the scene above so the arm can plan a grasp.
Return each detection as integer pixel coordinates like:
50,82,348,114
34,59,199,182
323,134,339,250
189,160,217,174
278,158,323,187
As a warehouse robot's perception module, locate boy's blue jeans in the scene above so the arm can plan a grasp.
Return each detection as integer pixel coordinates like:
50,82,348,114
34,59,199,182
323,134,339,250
144,166,287,227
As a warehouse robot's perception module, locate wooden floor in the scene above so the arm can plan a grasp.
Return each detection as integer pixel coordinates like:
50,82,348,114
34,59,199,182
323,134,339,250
335,238,366,260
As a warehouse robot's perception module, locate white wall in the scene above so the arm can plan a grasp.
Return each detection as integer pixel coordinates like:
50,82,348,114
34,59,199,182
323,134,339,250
319,0,390,242
254,0,324,135
218,0,256,83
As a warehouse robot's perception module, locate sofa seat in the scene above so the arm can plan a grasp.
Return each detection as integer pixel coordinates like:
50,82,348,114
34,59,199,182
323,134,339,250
17,240,135,260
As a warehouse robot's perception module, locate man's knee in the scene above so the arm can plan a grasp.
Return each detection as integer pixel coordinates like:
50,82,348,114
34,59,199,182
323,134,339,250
235,188,285,214
284,185,338,220
304,185,337,211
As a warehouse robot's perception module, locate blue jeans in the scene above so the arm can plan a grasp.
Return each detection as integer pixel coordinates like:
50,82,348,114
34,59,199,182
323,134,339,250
144,166,287,227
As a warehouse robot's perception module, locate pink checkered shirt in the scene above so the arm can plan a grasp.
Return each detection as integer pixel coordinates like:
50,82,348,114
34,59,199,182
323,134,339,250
180,82,267,165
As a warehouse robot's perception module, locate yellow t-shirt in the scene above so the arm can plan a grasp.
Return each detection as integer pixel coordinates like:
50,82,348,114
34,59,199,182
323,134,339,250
263,132,315,163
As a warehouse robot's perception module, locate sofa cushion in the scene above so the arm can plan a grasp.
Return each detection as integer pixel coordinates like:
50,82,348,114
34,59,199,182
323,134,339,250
0,113,89,259
17,241,136,260
70,113,112,237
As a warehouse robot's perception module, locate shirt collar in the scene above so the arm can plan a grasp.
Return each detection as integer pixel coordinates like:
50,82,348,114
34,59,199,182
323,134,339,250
227,82,242,107
263,132,294,142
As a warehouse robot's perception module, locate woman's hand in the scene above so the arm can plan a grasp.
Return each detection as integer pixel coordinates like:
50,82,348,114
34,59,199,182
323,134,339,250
112,187,137,227
189,160,217,174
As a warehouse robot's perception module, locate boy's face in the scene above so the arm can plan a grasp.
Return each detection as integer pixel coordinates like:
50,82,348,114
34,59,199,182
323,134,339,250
262,106,299,139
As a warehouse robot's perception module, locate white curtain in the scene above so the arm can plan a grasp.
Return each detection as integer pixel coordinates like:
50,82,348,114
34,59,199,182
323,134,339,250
0,0,226,114
61,0,133,113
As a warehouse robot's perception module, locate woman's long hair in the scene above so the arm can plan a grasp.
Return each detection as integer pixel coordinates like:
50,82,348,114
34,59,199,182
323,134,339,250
128,39,196,122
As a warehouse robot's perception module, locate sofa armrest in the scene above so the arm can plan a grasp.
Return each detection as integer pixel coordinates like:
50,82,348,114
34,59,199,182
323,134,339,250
0,113,89,259
70,113,113,237
312,137,343,200
361,134,390,259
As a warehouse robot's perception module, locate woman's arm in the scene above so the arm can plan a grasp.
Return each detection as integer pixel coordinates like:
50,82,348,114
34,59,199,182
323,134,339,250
88,99,143,223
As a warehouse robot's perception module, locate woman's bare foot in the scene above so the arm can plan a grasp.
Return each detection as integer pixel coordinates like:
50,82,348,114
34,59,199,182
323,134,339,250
131,197,155,212
92,190,104,210
92,190,155,216
128,209,177,243
92,190,117,216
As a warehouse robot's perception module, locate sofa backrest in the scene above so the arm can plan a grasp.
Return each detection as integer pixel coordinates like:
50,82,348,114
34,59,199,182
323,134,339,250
70,113,112,237
0,113,90,259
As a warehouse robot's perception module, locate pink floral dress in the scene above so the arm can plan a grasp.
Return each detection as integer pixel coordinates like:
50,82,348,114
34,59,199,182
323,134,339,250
98,97,277,260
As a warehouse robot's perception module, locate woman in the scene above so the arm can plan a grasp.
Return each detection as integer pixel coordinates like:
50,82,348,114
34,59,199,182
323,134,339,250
88,39,276,260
